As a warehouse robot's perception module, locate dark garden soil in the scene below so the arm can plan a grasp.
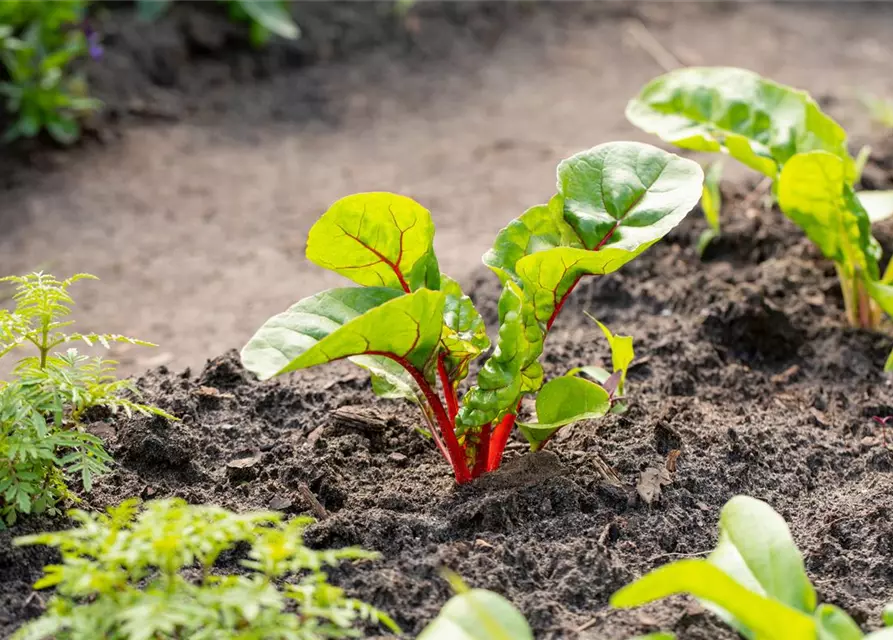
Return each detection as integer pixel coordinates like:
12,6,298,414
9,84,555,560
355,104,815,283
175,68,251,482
4,170,893,638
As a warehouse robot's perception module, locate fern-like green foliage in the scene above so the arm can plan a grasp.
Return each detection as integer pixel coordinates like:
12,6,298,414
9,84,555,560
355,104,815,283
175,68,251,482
13,498,399,640
0,273,173,526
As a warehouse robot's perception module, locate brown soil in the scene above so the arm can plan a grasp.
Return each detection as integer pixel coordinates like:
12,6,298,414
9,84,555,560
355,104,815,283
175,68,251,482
3,2,893,639
4,181,893,638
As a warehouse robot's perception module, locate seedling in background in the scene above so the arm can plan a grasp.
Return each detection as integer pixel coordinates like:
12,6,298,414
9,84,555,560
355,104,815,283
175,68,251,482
627,67,893,368
13,498,397,639
871,415,891,448
611,495,893,640
241,141,703,483
0,273,172,526
862,93,893,130
696,160,723,257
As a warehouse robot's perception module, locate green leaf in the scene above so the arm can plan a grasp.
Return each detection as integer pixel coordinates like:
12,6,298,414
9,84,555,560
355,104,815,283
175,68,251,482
240,287,444,380
517,376,610,450
557,141,705,252
708,496,816,614
857,190,893,224
778,152,879,279
626,67,853,178
884,602,893,626
814,604,864,640
698,161,723,256
587,314,634,395
566,365,611,384
483,195,579,286
136,0,172,21
418,589,533,640
46,116,80,145
350,354,418,401
235,0,300,40
306,192,440,292
455,281,543,431
440,275,490,383
611,559,816,640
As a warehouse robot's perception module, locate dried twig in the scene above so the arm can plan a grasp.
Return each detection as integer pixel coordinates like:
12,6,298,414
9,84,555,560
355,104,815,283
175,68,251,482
298,483,329,521
626,18,682,73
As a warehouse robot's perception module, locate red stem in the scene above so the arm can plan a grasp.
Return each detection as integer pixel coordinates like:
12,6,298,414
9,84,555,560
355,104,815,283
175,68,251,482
487,413,517,471
437,353,459,420
369,351,470,483
472,423,491,477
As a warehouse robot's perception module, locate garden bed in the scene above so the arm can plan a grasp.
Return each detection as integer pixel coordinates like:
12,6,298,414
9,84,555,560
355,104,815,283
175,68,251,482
3,167,893,638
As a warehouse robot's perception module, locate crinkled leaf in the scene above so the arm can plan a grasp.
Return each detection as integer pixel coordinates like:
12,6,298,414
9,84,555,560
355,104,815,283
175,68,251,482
708,496,816,615
306,192,440,292
440,275,490,383
418,589,533,640
517,376,610,451
626,67,852,178
240,287,444,380
455,282,543,431
235,0,300,39
778,151,879,279
814,604,863,640
611,559,816,640
483,195,579,285
858,190,893,224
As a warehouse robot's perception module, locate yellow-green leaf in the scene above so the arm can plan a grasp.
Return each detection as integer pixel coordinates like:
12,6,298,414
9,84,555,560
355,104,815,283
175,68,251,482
814,604,863,640
611,559,816,640
240,288,444,380
517,376,610,450
306,192,440,292
418,589,533,640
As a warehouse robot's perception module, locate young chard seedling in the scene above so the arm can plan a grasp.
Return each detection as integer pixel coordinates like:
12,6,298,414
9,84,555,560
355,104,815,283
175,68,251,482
627,67,893,368
611,495,893,640
241,141,703,483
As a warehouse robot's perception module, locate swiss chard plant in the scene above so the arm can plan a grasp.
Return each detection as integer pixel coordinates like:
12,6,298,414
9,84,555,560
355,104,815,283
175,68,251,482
611,495,893,640
0,273,172,526
241,141,703,483
627,67,893,366
13,498,398,639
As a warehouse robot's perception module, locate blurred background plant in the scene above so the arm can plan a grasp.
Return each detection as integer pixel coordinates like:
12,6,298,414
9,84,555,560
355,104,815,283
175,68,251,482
137,0,300,48
0,0,100,145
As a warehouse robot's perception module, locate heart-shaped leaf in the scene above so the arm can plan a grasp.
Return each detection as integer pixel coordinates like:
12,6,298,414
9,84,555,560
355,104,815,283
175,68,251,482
517,376,610,450
626,67,852,178
611,559,816,640
240,287,444,380
418,589,533,640
306,192,440,293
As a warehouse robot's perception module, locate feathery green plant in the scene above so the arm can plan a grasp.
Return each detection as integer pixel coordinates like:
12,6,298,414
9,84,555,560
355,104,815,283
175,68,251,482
0,273,172,526
13,498,399,639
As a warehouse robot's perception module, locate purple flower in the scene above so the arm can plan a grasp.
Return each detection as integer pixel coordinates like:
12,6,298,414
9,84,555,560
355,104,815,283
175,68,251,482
82,24,103,61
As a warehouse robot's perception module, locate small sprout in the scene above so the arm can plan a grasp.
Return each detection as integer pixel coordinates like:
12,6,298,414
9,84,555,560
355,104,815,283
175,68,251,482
611,495,891,639
871,416,891,448
241,142,704,483
697,160,724,257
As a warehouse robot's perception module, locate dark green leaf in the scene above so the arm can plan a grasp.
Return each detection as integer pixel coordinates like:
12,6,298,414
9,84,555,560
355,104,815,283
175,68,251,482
517,376,609,450
626,67,852,178
306,192,440,292
47,116,80,145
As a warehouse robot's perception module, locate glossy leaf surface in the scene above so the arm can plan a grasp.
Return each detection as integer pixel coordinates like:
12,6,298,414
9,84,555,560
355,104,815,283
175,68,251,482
417,589,533,640
517,376,610,450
